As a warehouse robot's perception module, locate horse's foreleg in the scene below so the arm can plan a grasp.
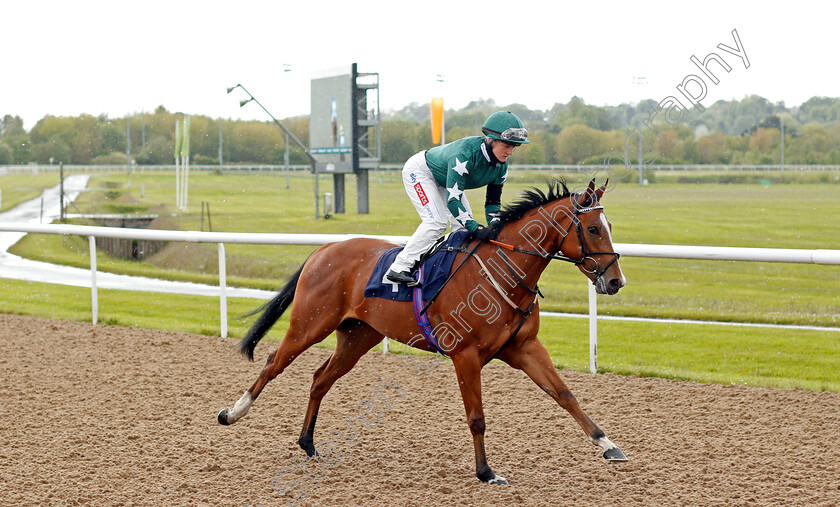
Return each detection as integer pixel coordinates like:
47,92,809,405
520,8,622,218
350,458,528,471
495,337,627,461
298,320,383,457
218,316,340,426
451,350,509,485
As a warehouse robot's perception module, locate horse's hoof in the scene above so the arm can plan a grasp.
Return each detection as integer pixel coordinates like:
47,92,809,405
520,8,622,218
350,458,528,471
488,475,509,485
603,446,628,461
299,440,319,458
217,408,231,426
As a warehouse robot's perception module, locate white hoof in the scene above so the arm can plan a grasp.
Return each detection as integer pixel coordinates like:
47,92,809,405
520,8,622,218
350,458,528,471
220,391,253,425
488,474,509,485
591,436,628,462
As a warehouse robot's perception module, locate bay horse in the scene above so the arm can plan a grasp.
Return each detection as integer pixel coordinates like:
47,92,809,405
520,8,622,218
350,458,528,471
218,178,627,485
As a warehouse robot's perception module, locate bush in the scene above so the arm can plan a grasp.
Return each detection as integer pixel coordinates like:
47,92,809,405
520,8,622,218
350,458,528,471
0,142,12,164
192,154,218,165
611,164,657,184
32,138,72,164
92,152,130,165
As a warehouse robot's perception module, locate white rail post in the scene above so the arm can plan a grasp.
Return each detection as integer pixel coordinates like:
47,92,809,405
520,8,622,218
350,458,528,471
382,337,389,354
89,236,98,325
588,282,597,374
218,243,227,338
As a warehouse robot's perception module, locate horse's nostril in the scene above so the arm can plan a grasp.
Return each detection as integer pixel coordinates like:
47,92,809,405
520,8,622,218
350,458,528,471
609,278,622,287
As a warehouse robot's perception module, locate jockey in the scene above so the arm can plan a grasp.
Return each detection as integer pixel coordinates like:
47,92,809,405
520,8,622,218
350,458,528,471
386,110,529,287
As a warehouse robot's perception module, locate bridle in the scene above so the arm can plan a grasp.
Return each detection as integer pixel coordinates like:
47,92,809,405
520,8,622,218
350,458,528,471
417,194,621,345
490,195,621,288
467,195,621,342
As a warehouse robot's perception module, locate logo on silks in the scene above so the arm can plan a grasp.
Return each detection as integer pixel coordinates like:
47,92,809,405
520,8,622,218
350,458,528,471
409,172,417,183
414,182,429,206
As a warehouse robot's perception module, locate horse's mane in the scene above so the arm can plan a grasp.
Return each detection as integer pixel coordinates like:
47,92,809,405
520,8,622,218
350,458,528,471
498,178,572,224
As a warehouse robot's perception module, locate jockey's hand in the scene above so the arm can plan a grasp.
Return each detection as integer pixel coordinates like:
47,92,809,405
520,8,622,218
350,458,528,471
472,224,500,241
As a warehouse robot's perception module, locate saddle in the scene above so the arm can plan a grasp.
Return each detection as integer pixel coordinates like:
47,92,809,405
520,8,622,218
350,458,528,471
364,231,473,357
363,231,469,303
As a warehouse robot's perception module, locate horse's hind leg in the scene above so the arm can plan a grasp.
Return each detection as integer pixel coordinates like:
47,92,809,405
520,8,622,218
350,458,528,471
495,336,627,461
218,313,342,425
298,319,383,456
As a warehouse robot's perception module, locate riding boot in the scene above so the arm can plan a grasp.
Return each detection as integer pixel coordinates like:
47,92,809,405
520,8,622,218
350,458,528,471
386,269,421,288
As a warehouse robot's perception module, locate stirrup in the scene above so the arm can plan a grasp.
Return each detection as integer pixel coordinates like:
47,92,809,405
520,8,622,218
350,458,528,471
386,269,422,288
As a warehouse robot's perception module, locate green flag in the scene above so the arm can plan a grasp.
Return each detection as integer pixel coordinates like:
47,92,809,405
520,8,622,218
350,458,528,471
174,121,182,161
181,115,191,158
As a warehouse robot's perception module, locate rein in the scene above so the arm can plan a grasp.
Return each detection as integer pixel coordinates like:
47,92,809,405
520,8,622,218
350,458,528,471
489,238,581,265
415,195,621,347
490,200,621,284
472,198,620,341
415,239,541,347
418,241,481,316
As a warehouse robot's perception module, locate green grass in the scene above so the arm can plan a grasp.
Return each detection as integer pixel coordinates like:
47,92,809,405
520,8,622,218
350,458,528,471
0,173,61,212
651,169,840,186
1,276,836,392
536,317,840,392
0,277,288,340
2,170,840,392
0,277,331,351
9,173,840,327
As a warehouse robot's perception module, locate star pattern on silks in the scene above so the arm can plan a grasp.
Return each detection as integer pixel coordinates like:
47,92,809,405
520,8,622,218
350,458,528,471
452,157,470,176
447,182,464,201
455,208,473,226
500,170,508,183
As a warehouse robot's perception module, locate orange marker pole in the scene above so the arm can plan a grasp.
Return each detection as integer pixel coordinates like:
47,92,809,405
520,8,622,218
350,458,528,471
430,97,444,144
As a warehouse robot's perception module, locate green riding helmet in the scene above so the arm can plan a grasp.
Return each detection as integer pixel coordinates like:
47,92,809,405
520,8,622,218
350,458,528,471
481,111,530,144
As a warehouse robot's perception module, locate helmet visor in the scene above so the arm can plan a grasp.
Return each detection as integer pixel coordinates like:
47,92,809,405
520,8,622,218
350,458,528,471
500,127,528,143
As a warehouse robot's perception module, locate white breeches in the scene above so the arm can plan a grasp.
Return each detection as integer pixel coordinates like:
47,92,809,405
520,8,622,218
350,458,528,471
389,151,472,273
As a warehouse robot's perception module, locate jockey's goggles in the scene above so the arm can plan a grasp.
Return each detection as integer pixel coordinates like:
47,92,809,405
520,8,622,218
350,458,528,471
499,127,529,143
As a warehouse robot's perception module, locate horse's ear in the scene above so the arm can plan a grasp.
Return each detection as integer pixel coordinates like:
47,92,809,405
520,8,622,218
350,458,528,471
576,179,597,207
595,178,609,201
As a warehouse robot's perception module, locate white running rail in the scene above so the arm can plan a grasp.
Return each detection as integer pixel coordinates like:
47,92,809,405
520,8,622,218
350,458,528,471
1,222,838,370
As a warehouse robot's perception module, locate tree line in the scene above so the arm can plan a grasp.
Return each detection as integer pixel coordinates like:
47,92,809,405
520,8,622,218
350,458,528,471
0,106,311,167
2,95,840,167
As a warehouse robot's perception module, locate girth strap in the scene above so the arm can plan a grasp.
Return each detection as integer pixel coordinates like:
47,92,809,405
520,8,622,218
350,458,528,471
419,242,480,316
413,238,545,355
412,264,447,356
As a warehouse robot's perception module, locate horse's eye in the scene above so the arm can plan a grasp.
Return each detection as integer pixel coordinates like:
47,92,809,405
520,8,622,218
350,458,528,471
587,226,600,235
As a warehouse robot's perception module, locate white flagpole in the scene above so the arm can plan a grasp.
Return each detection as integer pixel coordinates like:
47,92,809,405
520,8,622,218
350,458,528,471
175,121,181,211
184,116,190,211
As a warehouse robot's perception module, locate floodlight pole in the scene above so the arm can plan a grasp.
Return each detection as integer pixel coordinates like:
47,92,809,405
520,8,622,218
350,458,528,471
218,121,223,170
228,83,320,219
126,118,131,174
634,106,644,186
436,74,446,144
780,114,785,179
284,132,290,189
59,162,65,222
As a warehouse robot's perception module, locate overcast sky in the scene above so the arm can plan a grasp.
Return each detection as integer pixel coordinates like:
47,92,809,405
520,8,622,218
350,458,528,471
4,0,837,130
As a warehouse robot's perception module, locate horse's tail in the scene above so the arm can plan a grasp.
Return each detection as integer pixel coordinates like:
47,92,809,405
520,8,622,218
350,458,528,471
238,259,307,361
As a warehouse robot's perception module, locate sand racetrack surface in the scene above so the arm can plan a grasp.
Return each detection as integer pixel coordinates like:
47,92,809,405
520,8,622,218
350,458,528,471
2,313,839,506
